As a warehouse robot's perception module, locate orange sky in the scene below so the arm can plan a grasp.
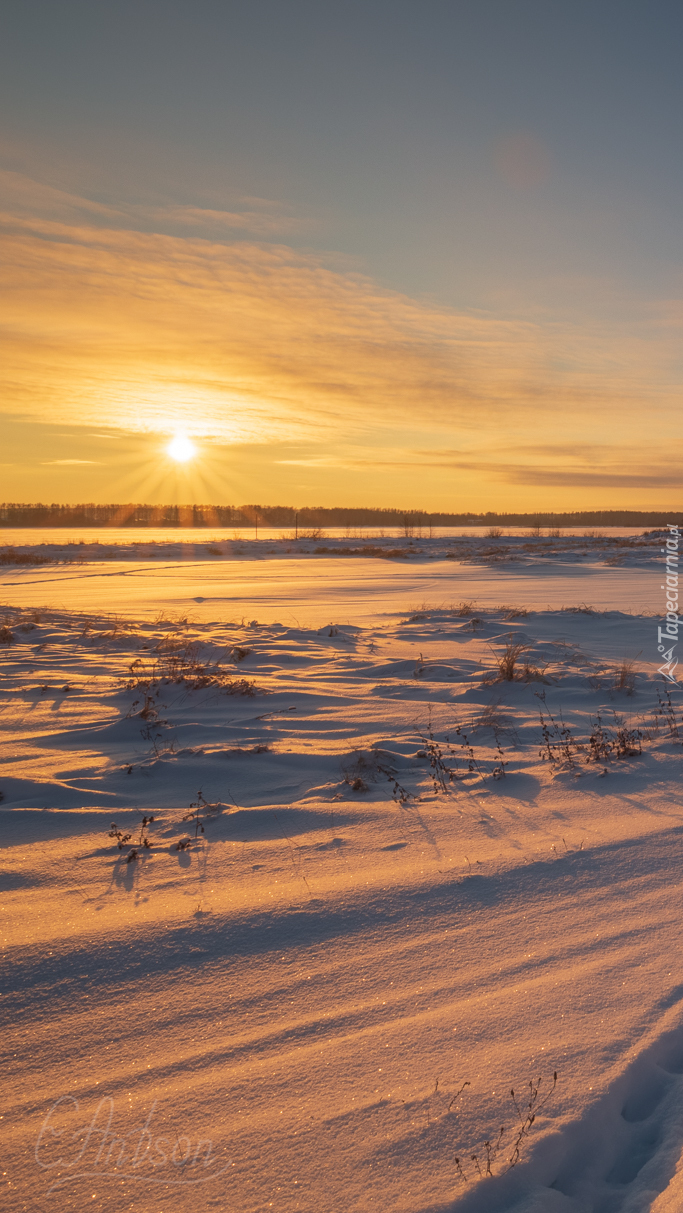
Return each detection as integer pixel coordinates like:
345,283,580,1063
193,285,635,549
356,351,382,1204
1,170,682,510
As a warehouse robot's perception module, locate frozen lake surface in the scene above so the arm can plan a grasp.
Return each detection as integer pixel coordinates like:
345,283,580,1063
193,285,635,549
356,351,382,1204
0,554,661,628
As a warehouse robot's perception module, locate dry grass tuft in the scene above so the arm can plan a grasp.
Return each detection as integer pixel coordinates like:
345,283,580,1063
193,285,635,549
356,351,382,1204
341,749,382,790
495,639,530,681
124,639,261,695
484,637,549,684
612,659,637,695
500,605,529,620
230,645,251,662
0,549,53,566
472,700,509,731
341,748,413,802
471,700,520,741
562,604,604,616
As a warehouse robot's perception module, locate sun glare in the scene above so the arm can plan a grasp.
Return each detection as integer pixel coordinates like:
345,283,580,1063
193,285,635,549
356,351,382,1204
166,433,196,462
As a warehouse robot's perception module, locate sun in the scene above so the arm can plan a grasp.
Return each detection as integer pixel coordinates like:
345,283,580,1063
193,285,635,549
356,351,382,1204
166,433,197,462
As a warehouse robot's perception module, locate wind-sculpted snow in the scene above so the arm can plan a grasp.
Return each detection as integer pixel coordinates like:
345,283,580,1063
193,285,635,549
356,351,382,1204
2,599,683,1211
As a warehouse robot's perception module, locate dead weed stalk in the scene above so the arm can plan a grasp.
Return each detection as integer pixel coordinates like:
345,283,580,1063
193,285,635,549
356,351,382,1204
454,1072,558,1182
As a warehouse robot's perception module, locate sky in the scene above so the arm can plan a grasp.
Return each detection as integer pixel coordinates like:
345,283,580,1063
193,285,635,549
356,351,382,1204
2,0,683,511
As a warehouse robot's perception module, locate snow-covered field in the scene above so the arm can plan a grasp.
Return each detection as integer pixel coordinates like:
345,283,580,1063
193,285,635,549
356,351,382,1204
3,537,683,1212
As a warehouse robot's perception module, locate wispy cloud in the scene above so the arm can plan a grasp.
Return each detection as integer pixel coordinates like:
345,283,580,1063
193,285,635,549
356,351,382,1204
276,449,683,483
0,171,308,239
503,469,682,488
1,173,682,506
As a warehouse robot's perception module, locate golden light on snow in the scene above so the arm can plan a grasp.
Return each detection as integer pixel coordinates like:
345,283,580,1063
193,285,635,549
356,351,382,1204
166,433,196,462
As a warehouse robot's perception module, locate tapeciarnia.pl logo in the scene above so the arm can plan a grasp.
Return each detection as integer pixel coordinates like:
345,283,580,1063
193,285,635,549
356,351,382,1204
658,523,680,683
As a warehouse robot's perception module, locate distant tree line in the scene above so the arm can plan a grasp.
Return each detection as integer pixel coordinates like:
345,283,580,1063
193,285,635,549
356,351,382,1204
1,503,681,528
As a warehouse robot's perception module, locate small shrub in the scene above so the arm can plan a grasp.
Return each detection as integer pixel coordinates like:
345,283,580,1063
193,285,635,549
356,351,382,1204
486,527,503,538
0,626,14,645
